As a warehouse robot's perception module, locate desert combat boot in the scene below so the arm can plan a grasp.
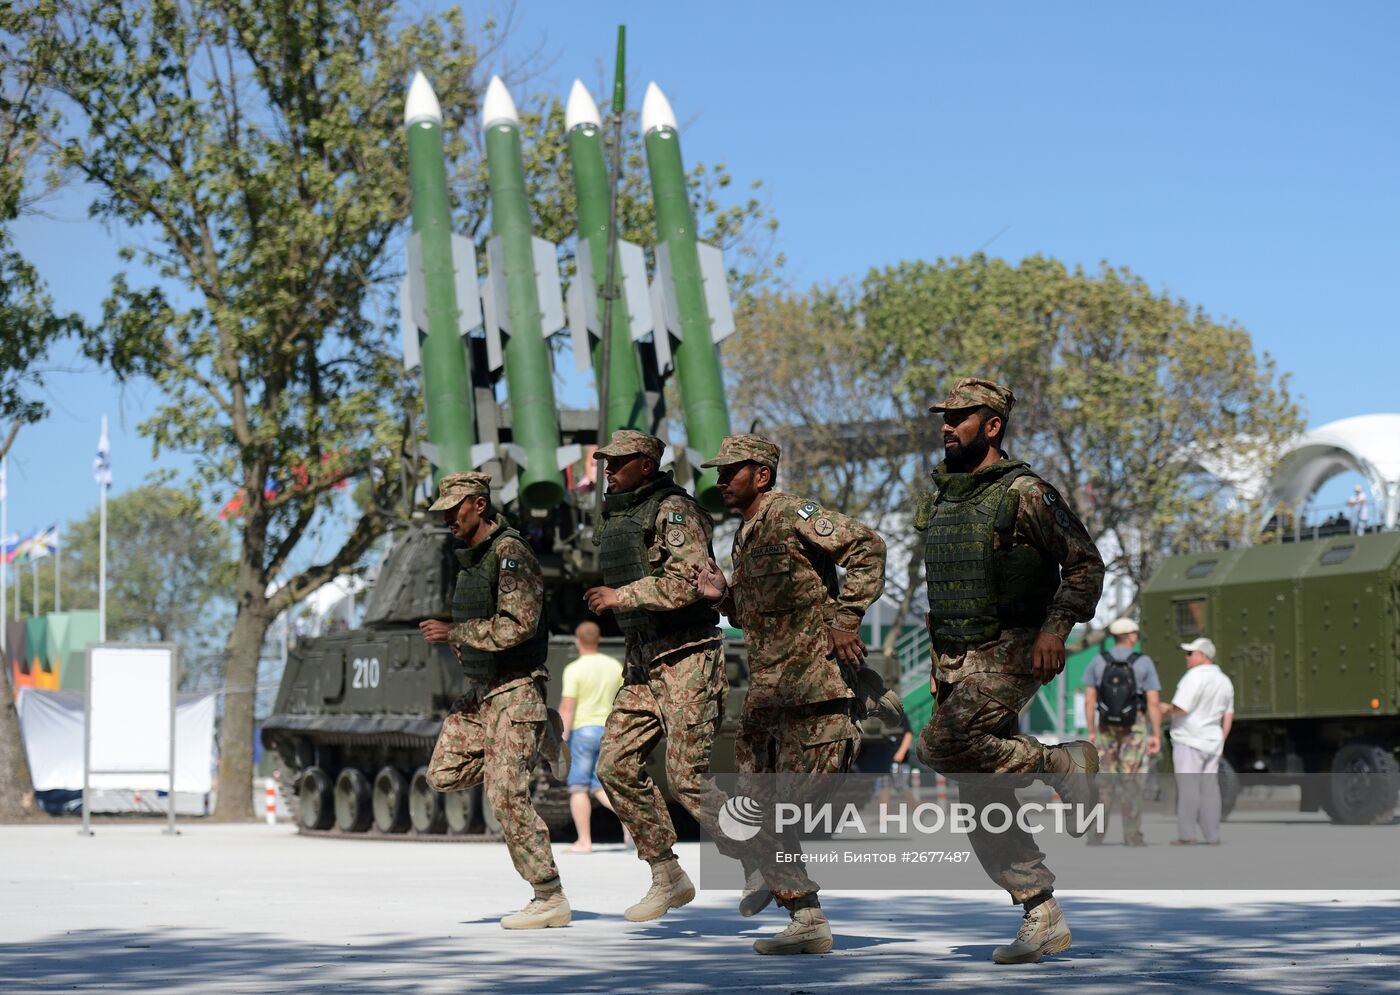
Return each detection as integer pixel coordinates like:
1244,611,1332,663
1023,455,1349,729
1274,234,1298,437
738,868,774,917
992,896,1072,963
752,906,833,955
1044,740,1100,837
624,857,696,922
500,889,572,929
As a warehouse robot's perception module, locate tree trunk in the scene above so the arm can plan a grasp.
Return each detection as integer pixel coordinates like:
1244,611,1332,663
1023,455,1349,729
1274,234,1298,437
212,605,271,821
0,660,38,821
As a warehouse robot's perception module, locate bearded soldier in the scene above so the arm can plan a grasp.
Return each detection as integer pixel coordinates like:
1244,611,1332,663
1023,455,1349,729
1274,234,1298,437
584,431,730,923
419,471,571,929
913,378,1105,964
693,434,889,956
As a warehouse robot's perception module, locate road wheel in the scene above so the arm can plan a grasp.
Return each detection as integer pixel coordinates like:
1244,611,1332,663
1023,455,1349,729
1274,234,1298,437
297,767,334,831
1326,739,1400,825
1219,757,1240,821
333,768,373,832
444,785,480,834
372,767,410,834
408,768,446,834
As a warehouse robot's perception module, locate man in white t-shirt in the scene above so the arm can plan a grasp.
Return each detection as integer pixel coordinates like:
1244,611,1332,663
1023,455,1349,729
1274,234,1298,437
1159,637,1234,845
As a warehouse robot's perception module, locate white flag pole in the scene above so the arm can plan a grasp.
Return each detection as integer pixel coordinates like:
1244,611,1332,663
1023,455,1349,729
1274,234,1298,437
97,415,109,641
54,524,61,613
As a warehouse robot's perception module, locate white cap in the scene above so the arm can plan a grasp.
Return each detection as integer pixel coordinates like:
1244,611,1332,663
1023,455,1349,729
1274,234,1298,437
404,71,442,126
565,80,601,131
640,82,677,135
482,75,519,130
1108,617,1140,636
1180,637,1216,659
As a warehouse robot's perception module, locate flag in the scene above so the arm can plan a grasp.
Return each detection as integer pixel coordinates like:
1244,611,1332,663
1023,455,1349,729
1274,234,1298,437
1,532,19,565
16,524,57,563
93,416,112,488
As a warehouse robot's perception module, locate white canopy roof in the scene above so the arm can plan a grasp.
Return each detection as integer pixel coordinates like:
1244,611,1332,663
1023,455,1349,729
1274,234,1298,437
1264,414,1400,529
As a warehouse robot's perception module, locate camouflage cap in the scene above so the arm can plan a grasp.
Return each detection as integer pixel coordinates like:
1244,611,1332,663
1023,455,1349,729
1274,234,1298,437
427,470,492,511
928,377,1016,418
699,433,781,470
593,429,664,462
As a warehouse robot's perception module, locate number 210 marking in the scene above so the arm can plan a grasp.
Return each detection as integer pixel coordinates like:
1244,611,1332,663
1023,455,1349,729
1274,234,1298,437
351,657,380,689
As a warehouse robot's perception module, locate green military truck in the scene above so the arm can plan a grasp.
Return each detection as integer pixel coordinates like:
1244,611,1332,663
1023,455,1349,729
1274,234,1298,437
1140,531,1400,824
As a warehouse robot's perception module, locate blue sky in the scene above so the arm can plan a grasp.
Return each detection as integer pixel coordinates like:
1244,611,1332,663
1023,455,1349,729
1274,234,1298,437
6,0,1397,546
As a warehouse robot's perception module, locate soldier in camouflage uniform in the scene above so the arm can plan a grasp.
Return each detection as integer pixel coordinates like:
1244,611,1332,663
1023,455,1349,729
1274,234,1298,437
585,430,730,923
420,471,572,930
912,378,1106,964
693,434,887,956
1082,616,1162,846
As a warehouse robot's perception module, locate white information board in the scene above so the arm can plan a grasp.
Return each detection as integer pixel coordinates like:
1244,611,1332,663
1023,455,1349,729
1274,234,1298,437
82,643,179,835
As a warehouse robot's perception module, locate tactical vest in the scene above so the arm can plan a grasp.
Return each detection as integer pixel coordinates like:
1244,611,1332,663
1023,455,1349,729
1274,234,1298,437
451,519,548,680
593,473,719,640
919,460,1061,646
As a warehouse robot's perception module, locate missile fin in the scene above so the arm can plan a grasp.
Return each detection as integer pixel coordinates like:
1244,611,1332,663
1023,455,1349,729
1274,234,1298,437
420,441,441,472
498,477,519,507
696,241,735,344
659,444,676,469
532,236,565,337
653,241,682,338
648,275,675,376
482,236,507,371
556,443,583,472
405,232,429,332
399,276,421,372
450,234,483,335
565,279,593,372
503,443,528,467
617,239,653,340
469,442,496,468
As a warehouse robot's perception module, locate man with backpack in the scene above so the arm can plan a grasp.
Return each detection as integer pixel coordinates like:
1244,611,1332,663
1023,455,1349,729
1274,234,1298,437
1080,617,1162,846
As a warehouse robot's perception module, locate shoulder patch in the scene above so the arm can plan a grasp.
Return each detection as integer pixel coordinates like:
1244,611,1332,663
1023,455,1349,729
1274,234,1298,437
1042,489,1059,507
797,501,819,520
666,527,686,547
814,517,835,536
667,510,687,525
1054,508,1072,529
502,557,519,570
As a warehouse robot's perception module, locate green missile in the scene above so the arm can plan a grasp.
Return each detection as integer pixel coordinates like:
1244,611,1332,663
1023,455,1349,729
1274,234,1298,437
564,80,650,439
641,83,734,514
402,71,483,487
481,76,572,510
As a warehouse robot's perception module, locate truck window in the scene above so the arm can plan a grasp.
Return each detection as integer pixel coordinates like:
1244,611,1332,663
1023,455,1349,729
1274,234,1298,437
1174,598,1206,638
1186,560,1218,579
1319,545,1354,566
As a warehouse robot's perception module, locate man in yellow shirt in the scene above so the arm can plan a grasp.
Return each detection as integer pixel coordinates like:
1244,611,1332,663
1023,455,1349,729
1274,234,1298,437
559,621,625,852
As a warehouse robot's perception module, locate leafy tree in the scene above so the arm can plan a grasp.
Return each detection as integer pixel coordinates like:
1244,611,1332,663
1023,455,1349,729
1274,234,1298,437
61,483,236,650
858,254,1303,599
24,0,776,819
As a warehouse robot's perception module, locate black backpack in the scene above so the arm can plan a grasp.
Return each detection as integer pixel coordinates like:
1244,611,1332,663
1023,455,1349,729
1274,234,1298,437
1096,649,1141,728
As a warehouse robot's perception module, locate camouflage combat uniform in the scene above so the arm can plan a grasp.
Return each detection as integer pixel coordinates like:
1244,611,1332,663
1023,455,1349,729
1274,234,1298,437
592,463,734,868
426,513,559,889
913,381,1105,904
1092,722,1150,844
710,437,887,907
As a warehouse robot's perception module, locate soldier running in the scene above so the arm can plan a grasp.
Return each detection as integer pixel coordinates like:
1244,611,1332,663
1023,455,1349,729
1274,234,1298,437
585,430,732,923
913,378,1106,964
419,471,572,929
693,433,888,956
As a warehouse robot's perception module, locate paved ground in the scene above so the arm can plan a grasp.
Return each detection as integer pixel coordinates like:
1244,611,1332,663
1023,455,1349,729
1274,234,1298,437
2,820,1398,993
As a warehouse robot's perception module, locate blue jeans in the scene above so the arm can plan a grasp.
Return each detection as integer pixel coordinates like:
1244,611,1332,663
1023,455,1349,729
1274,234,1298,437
567,725,605,792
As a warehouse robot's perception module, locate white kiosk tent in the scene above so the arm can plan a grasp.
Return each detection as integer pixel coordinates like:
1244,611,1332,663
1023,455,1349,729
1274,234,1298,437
1261,414,1400,532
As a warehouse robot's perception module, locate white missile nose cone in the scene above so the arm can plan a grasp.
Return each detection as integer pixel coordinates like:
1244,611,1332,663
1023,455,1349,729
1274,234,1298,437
482,75,519,130
641,82,677,135
405,71,442,126
565,80,601,131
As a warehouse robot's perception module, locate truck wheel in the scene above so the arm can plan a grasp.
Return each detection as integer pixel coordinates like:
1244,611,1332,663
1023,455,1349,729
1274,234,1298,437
372,767,410,834
333,768,373,832
408,768,446,834
1219,758,1240,821
1326,740,1400,825
297,766,334,831
444,785,480,834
